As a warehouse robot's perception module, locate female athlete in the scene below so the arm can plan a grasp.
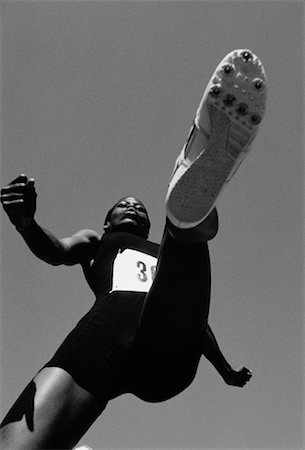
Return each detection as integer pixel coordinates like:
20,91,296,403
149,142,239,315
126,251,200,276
0,49,266,449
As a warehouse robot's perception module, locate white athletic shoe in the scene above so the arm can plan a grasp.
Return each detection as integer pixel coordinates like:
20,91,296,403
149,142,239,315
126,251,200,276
166,49,267,229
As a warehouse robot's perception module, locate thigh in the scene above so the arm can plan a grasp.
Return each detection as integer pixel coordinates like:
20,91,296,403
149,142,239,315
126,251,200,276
0,367,107,450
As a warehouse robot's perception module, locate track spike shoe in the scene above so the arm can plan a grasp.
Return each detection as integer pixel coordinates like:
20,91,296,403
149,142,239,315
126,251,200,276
166,49,267,229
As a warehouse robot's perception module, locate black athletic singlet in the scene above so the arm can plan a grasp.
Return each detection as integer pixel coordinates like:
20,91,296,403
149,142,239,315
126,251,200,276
45,232,202,404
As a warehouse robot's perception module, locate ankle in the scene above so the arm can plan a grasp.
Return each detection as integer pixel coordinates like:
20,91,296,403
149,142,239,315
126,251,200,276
166,208,218,243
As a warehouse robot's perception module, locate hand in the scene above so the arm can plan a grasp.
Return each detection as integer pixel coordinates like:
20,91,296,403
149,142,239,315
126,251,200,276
1,174,37,229
223,366,252,387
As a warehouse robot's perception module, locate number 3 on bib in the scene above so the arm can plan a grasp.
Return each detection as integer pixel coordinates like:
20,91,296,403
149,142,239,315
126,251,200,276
111,249,157,293
137,261,157,283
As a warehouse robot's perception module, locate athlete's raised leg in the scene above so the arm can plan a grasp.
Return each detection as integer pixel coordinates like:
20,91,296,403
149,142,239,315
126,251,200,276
138,49,266,352
0,367,106,450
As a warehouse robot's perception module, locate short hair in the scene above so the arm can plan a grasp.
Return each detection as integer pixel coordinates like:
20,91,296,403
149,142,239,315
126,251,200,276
103,197,151,239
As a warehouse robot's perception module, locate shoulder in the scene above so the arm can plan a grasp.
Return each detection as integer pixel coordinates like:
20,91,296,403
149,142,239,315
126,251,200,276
62,229,102,248
60,229,102,265
70,229,101,241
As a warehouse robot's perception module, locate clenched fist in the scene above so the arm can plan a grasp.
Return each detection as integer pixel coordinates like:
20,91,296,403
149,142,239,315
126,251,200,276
1,174,37,230
223,366,252,387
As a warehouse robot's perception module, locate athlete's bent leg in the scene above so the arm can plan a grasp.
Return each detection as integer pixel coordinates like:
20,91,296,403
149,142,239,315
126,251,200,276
0,367,106,450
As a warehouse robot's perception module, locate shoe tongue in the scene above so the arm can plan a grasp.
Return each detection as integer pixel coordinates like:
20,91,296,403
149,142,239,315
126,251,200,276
184,124,209,165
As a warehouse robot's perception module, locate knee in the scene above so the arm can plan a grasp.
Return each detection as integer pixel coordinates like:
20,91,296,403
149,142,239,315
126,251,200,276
0,418,34,450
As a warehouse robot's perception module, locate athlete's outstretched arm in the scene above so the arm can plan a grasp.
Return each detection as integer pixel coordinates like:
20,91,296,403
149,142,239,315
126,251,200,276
18,222,100,266
201,324,252,387
0,174,101,266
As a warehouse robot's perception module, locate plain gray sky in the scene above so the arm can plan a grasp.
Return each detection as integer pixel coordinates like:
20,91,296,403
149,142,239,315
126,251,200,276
1,1,304,449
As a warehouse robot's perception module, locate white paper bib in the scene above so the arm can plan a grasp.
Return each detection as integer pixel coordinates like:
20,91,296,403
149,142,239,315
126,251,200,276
111,248,158,293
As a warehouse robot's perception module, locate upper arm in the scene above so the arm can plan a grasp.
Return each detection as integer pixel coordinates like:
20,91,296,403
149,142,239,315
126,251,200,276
59,229,101,266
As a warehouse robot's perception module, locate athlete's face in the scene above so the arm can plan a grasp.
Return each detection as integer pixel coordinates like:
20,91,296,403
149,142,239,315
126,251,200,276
108,197,150,238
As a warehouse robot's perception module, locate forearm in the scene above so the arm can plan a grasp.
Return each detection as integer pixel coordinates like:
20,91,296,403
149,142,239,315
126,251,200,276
16,219,67,265
201,324,232,379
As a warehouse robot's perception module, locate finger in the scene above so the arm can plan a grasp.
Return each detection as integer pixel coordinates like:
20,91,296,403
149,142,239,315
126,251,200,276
244,368,252,379
1,183,28,195
1,192,24,203
2,200,24,214
241,374,252,386
2,199,24,207
26,178,37,195
8,174,28,186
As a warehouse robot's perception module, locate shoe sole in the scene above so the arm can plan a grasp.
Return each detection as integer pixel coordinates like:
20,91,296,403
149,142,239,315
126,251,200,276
166,49,267,228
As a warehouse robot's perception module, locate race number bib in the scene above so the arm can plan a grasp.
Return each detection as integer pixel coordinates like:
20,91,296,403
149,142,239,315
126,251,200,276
111,249,157,293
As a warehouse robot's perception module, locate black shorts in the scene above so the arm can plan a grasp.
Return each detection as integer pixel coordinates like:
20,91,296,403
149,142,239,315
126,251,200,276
44,290,202,405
